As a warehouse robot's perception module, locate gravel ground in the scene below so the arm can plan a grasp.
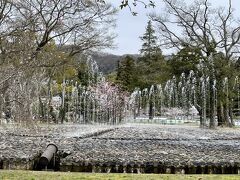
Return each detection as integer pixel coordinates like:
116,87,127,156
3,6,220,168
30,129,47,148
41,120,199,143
0,123,115,137
97,124,240,140
61,124,240,167
0,123,240,170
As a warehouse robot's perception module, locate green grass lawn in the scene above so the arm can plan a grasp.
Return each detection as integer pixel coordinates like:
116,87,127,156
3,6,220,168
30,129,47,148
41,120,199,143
0,170,240,180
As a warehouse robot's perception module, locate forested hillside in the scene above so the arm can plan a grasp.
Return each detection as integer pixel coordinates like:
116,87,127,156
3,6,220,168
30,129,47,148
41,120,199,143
91,53,139,74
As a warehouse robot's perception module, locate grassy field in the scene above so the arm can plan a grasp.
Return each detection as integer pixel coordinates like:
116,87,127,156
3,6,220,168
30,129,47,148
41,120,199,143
0,171,240,180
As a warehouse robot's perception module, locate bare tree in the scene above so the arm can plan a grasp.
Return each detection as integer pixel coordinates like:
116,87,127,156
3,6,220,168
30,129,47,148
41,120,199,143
12,0,116,58
151,0,240,58
119,0,155,15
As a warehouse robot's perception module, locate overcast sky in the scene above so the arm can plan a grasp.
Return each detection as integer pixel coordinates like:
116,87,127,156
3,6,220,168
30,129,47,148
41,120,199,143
104,0,240,56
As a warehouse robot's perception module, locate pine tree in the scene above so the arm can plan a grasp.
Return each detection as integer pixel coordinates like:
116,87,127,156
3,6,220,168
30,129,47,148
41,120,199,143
116,56,136,92
135,20,170,89
140,20,160,59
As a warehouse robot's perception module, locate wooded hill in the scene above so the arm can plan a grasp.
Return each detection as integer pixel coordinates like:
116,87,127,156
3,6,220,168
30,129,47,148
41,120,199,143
91,52,140,74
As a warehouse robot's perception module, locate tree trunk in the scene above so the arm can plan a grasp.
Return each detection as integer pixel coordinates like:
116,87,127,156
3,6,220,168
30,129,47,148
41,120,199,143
38,97,45,119
223,104,230,126
201,93,207,128
217,101,224,126
137,96,141,117
149,94,154,119
229,101,234,127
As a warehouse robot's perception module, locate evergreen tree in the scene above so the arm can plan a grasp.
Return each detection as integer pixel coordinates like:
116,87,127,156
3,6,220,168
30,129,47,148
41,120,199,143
136,54,169,89
116,56,136,92
140,20,160,60
77,62,91,87
136,20,170,89
168,45,202,78
138,20,171,119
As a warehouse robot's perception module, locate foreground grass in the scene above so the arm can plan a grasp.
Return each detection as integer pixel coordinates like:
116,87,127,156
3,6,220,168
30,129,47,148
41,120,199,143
0,171,240,180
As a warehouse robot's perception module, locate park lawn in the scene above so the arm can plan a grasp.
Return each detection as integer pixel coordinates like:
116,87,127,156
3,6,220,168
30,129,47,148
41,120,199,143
0,171,240,180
